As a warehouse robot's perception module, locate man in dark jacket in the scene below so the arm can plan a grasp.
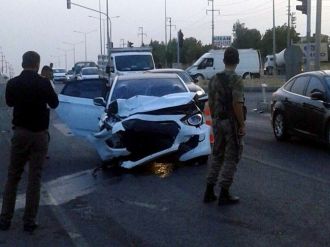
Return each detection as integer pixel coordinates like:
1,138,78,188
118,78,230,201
0,51,59,232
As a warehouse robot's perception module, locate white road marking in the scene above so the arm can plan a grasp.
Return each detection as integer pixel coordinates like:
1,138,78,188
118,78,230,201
53,122,74,136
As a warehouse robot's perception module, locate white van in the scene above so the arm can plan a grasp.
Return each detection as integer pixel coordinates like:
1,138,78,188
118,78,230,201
186,49,262,80
109,47,155,78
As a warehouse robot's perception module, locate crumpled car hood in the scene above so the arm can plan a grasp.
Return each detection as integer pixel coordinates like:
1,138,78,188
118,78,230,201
111,92,197,118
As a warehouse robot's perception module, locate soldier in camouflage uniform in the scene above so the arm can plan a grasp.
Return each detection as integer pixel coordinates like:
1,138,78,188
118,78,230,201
203,47,246,205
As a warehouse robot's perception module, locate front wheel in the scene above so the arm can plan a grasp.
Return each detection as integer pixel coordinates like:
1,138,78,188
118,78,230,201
195,74,205,82
242,72,251,79
273,112,289,141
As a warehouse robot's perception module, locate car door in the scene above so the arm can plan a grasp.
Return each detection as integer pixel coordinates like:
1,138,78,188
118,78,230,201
285,76,309,133
302,76,327,137
56,79,108,137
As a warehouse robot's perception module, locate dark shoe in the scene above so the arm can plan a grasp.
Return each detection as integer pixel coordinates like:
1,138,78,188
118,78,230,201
0,219,11,231
203,183,217,203
23,222,39,233
218,188,240,205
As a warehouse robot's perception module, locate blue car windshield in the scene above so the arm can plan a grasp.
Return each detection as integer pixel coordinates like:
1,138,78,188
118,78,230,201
111,78,187,101
115,55,154,72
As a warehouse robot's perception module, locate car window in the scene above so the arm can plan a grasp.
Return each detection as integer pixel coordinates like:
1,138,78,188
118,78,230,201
54,69,66,73
290,76,309,95
82,68,99,75
305,77,325,96
199,58,213,68
61,79,108,99
111,78,187,101
283,78,295,91
325,77,330,90
115,55,154,71
177,71,194,84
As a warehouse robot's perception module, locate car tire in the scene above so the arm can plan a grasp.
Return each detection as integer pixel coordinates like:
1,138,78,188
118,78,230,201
195,155,209,165
242,72,250,79
273,112,289,141
195,74,204,82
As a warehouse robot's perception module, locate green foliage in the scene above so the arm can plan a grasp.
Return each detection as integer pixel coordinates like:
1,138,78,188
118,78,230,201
260,25,300,57
232,20,261,49
149,37,210,67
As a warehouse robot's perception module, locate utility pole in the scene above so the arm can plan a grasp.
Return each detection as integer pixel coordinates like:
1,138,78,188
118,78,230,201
272,0,277,75
99,0,103,55
1,54,4,74
167,17,176,42
138,27,147,47
164,0,167,46
306,0,311,71
120,39,125,48
206,0,220,47
287,0,291,47
314,0,322,70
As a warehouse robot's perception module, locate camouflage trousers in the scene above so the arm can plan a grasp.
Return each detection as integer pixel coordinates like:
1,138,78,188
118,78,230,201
206,119,243,189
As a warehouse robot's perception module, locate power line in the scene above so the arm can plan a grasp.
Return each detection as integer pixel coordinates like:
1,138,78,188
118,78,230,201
206,0,220,46
167,17,176,42
138,26,147,47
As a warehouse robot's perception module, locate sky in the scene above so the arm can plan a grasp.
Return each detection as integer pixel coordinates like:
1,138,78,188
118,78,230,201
0,0,329,75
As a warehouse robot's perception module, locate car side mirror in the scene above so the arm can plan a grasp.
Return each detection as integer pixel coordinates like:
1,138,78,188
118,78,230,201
93,97,107,107
310,91,325,101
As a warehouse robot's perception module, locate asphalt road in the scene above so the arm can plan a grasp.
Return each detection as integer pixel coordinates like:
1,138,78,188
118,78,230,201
0,82,329,247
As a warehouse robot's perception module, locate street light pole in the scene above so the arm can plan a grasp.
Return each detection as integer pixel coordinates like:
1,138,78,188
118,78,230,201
57,48,68,70
99,0,103,56
63,41,83,64
73,30,96,60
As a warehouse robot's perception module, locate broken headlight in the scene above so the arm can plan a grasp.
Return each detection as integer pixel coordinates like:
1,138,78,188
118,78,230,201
182,113,203,127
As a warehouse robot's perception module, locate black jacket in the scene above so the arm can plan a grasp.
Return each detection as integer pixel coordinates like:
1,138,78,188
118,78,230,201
6,70,59,132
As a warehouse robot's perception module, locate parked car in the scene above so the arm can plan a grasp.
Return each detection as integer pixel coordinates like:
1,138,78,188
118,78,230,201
53,68,67,82
147,68,205,96
77,67,100,80
56,74,211,169
65,70,74,81
271,70,330,146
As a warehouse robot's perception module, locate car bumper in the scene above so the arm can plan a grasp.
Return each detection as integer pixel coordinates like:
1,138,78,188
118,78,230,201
87,116,211,169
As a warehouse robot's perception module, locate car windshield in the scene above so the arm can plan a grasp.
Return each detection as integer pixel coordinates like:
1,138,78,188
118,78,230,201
115,55,154,71
111,78,187,101
53,69,66,73
177,71,194,84
82,68,99,75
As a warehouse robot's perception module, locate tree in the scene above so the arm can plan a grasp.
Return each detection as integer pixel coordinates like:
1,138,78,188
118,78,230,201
149,40,166,67
260,24,300,57
232,20,261,49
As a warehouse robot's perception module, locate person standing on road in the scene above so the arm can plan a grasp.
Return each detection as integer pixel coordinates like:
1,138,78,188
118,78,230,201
0,51,59,232
41,65,55,89
203,47,246,205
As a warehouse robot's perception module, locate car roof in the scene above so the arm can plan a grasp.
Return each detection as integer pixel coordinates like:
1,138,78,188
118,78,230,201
117,73,179,80
295,70,330,77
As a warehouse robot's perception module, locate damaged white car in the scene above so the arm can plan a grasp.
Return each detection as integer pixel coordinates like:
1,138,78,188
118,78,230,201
56,74,211,169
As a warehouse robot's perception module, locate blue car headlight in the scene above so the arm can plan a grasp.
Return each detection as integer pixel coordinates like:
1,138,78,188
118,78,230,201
184,113,203,127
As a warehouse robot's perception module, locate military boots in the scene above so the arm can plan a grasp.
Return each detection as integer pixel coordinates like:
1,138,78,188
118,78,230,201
203,183,217,203
218,187,240,205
